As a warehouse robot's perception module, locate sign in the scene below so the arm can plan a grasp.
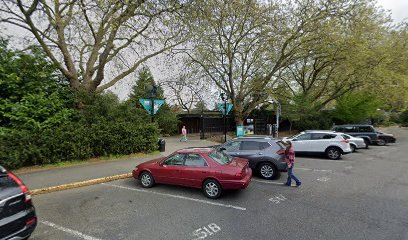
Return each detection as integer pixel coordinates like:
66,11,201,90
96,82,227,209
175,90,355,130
139,99,165,115
236,126,245,137
217,103,233,115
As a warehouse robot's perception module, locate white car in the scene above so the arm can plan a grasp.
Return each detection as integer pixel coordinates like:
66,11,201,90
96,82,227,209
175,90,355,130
341,134,367,152
283,131,352,160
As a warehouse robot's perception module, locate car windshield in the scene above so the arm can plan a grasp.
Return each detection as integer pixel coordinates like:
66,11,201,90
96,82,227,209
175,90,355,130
288,134,300,139
208,150,233,165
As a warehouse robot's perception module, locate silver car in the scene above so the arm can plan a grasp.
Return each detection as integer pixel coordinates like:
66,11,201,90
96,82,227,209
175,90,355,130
342,134,367,152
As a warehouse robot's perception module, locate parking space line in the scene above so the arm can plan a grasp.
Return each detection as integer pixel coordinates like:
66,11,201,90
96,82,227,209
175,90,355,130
295,167,333,173
102,183,246,211
40,220,103,240
252,179,296,186
298,159,351,163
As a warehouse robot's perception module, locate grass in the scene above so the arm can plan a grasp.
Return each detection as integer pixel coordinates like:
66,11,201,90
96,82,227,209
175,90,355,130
13,151,161,175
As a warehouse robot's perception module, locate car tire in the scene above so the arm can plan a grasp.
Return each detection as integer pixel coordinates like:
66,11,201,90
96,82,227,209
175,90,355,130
350,144,356,152
139,171,155,188
258,162,278,180
326,147,341,160
377,138,387,146
203,179,222,199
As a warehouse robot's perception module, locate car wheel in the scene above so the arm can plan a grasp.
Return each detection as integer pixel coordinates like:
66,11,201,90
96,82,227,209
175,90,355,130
326,147,341,160
203,179,222,199
350,144,356,152
377,138,387,146
139,171,155,188
258,162,278,180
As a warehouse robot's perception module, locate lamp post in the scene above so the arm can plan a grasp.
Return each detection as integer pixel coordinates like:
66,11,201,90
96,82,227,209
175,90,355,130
268,97,281,138
147,84,157,123
220,92,228,143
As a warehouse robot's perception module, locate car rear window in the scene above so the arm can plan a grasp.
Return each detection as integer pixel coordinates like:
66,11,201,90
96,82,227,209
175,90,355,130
208,151,232,165
276,141,286,149
342,134,350,140
0,173,18,190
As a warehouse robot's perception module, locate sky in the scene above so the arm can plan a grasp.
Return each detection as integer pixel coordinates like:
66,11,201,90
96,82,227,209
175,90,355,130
377,0,408,22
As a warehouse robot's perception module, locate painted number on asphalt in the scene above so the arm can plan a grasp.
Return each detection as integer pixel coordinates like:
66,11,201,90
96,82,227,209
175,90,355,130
192,223,221,240
317,177,330,182
269,194,287,204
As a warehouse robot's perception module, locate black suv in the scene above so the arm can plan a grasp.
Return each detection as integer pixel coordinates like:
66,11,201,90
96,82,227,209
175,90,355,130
0,165,37,239
218,137,287,180
332,125,379,146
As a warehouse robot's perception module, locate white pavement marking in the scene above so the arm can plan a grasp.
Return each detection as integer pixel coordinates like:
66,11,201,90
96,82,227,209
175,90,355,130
345,166,353,170
299,158,351,163
40,221,103,240
102,183,246,211
295,167,333,173
317,177,330,182
252,179,296,186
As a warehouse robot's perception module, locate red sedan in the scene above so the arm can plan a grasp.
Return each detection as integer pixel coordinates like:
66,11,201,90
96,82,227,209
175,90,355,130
132,148,252,199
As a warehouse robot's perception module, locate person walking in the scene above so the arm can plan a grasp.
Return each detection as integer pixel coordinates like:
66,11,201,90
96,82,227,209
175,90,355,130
284,140,301,187
180,126,188,142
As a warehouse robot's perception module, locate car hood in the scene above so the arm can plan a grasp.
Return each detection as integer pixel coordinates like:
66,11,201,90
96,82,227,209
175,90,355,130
136,157,165,168
377,132,394,137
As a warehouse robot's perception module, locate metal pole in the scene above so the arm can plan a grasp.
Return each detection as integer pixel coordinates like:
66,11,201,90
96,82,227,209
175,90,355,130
276,101,281,138
224,100,227,142
151,97,154,123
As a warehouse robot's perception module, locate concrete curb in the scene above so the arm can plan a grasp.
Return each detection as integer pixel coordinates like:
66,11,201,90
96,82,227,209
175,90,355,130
30,173,133,196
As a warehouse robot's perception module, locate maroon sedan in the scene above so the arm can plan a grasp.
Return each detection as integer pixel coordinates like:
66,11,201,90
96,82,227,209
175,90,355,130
132,148,252,199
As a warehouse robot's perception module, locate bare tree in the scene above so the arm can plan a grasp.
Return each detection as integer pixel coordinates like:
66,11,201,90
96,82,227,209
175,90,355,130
183,0,355,125
0,0,186,103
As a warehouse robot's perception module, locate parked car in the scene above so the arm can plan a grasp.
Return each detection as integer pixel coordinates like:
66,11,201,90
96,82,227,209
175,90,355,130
132,148,252,199
283,130,352,160
376,131,396,145
341,134,367,152
331,124,379,146
0,165,37,240
216,137,287,180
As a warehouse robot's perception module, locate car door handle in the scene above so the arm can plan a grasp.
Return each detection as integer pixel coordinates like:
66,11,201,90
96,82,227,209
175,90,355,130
258,152,263,155
201,171,207,173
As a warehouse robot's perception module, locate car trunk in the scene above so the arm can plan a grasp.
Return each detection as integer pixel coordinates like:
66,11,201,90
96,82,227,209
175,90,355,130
227,158,249,178
0,173,29,238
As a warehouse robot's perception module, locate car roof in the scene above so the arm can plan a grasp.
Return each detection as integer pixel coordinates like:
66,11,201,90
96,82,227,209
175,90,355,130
300,131,342,135
333,124,373,127
304,130,336,133
176,147,214,154
233,136,277,141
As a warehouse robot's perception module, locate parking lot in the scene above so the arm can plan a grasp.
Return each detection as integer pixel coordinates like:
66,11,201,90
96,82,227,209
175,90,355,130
30,128,408,240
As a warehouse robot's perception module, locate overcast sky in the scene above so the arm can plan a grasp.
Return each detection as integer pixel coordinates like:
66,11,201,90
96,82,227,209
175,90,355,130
377,0,408,22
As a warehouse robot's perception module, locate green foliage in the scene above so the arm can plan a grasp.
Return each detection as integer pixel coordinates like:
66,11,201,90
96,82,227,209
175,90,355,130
0,39,74,129
332,92,382,124
400,110,408,127
0,92,160,169
128,67,179,135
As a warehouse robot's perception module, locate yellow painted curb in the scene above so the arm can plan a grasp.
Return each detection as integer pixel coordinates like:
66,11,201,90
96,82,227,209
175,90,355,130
31,173,133,196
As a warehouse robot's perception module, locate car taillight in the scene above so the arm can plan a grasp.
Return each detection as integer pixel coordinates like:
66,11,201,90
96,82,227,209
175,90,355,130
26,217,37,225
277,149,286,155
340,140,349,143
7,171,32,202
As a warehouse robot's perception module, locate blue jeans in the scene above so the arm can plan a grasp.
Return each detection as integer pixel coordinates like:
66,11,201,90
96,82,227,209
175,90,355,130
287,164,301,185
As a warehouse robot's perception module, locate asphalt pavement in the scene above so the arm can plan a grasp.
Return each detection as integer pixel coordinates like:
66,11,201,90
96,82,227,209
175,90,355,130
26,127,408,239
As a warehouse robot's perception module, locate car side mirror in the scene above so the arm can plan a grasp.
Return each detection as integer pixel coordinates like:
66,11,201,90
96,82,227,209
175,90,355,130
219,147,226,151
159,161,165,166
292,138,297,141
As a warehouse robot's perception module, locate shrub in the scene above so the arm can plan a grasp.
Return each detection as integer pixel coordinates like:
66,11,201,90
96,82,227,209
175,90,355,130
0,119,160,169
